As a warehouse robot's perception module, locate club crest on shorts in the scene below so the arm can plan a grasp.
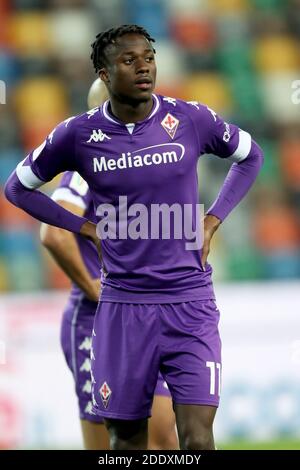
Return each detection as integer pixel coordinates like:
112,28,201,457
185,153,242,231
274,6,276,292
99,381,112,408
161,113,179,139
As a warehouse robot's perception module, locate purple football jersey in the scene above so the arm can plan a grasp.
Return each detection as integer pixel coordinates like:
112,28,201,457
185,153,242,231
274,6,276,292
17,95,251,303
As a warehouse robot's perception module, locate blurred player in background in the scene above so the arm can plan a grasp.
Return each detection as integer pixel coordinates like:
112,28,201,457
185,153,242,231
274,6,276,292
5,25,263,449
39,78,178,450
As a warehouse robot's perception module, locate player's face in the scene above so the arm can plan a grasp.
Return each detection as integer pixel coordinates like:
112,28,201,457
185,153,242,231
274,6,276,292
100,33,157,104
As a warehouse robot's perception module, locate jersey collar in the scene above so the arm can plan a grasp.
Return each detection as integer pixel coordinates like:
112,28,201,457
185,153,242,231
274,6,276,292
102,94,160,125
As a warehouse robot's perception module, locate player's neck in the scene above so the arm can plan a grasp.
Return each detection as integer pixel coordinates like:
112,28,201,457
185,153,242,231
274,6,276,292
108,97,153,124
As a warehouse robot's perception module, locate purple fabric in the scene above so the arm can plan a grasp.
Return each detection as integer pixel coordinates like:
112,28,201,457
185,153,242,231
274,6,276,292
4,171,88,234
207,140,264,222
61,295,104,423
61,295,171,422
91,300,221,419
154,374,171,397
58,172,94,213
4,95,262,303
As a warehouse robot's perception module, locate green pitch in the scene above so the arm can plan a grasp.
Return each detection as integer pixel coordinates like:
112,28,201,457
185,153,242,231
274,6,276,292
220,439,300,450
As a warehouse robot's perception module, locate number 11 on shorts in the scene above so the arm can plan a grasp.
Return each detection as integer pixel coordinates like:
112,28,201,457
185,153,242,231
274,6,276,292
206,361,221,396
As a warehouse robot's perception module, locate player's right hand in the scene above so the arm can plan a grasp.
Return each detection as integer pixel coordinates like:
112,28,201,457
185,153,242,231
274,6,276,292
201,214,221,270
80,221,102,260
86,278,101,302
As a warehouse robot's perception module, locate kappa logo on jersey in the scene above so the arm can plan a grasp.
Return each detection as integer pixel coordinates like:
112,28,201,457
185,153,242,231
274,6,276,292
79,336,91,351
82,380,92,394
48,128,56,144
84,401,95,415
87,129,111,144
64,116,75,127
163,96,177,107
87,129,111,143
80,358,91,373
161,113,179,139
86,108,98,119
100,381,112,409
207,106,217,122
188,101,200,110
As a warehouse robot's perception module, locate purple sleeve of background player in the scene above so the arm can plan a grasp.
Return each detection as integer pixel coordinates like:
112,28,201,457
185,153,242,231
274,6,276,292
52,171,91,211
4,118,88,233
190,103,264,222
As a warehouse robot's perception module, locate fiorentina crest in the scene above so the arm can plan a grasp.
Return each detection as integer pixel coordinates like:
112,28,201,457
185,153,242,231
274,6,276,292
99,381,112,408
161,113,179,139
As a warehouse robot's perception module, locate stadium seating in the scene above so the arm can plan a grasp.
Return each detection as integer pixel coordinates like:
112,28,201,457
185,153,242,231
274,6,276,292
0,0,299,291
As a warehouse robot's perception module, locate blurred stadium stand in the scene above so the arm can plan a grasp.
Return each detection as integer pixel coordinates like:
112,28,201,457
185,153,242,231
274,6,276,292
0,0,300,292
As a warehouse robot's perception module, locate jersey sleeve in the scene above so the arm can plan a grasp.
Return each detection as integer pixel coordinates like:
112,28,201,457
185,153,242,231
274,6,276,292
187,101,252,162
51,171,90,210
16,117,77,189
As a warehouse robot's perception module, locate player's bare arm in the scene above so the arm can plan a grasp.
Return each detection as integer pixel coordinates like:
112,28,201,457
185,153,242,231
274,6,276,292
79,220,102,262
201,214,221,270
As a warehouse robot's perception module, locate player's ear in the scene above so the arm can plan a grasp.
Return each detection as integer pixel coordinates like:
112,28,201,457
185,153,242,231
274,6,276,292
99,68,109,84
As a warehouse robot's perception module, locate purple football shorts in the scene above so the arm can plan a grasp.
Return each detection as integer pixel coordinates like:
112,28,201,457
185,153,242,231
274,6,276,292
61,295,170,423
91,299,221,420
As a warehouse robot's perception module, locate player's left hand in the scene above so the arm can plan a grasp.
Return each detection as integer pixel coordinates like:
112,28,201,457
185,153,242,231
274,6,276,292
201,214,221,271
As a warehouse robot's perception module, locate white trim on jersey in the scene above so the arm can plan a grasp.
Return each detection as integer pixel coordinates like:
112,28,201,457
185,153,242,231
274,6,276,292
51,187,87,210
147,94,160,120
32,140,46,160
16,160,45,189
71,293,84,383
102,93,160,125
228,130,252,163
102,100,119,124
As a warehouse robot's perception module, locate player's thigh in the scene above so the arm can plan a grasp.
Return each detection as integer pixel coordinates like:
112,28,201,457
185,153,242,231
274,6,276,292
80,419,110,450
161,300,222,407
148,394,178,450
91,302,160,420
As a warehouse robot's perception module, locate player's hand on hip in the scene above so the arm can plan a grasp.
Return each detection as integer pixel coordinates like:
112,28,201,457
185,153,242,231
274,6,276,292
201,214,221,271
80,221,102,261
86,278,101,302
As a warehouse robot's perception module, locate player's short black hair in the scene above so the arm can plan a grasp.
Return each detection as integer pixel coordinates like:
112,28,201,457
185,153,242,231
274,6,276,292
91,24,156,73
